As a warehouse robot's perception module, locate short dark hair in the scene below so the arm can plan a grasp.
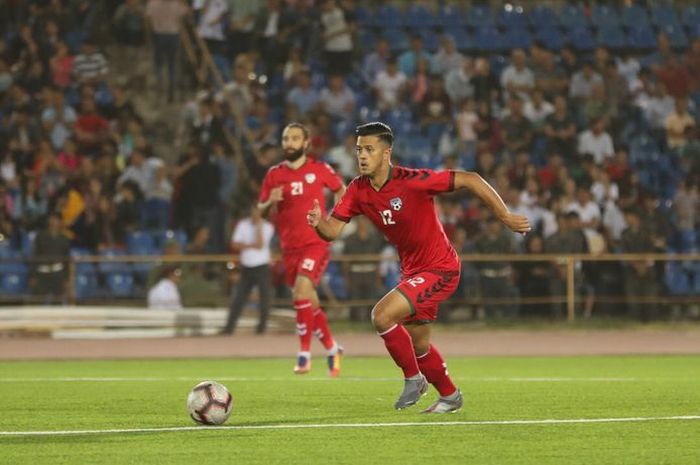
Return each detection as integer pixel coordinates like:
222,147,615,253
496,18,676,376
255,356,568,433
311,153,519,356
355,122,394,146
284,122,310,140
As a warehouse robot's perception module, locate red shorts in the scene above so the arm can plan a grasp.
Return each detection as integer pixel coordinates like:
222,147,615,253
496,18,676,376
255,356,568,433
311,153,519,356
282,245,331,287
395,269,461,324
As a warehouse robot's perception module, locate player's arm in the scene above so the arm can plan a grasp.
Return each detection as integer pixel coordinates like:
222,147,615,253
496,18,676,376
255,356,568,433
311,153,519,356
257,186,283,217
453,171,531,234
307,199,346,242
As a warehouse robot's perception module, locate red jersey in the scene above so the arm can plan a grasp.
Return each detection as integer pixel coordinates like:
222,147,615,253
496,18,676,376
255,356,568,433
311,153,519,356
260,158,344,251
331,165,460,277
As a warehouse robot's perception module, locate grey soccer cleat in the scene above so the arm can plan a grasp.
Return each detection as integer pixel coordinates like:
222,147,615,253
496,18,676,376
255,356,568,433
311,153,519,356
394,374,428,410
421,390,463,414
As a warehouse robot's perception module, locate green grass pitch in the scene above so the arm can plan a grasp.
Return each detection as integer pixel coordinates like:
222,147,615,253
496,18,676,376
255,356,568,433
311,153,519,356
1,356,699,464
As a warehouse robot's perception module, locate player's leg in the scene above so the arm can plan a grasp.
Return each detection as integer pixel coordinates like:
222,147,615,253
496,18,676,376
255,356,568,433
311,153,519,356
372,290,428,409
296,246,342,376
291,272,315,374
405,324,462,414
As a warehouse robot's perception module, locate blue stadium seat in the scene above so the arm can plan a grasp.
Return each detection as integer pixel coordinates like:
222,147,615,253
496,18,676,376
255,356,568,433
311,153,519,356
105,272,135,298
568,26,596,52
152,229,187,251
419,29,440,53
444,27,472,52
126,231,158,256
558,5,587,30
665,262,691,295
651,5,680,28
498,6,528,30
404,4,435,30
682,5,700,29
590,5,621,29
19,231,35,257
0,272,27,295
357,29,376,53
661,24,689,49
465,5,494,28
529,6,558,29
437,5,466,28
400,135,432,161
536,27,564,51
621,5,650,28
74,273,98,300
627,25,658,51
504,27,532,50
597,25,627,50
70,248,96,274
98,248,131,274
354,6,373,28
382,28,409,52
473,26,505,53
375,5,403,29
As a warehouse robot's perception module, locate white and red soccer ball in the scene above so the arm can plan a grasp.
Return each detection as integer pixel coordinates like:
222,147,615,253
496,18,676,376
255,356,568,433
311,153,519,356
187,381,233,425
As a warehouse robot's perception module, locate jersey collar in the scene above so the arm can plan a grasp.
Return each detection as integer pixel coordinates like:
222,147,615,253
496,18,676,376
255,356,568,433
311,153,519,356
371,164,393,192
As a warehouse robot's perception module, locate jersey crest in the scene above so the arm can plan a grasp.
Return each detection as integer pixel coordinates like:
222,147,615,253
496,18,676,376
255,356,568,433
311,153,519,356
390,197,403,211
305,173,316,184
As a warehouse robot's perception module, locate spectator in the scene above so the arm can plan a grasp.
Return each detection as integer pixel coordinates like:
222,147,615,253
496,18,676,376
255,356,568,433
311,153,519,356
342,215,385,321
501,96,534,157
373,58,406,111
444,58,474,105
74,98,109,156
535,48,568,98
500,48,535,101
582,83,613,126
673,178,698,242
418,76,451,132
665,98,695,150
41,87,77,150
193,0,228,55
578,118,614,165
319,0,355,76
432,34,464,75
327,133,358,180
286,69,320,117
361,37,390,86
31,211,70,303
454,98,479,158
398,34,432,78
565,186,601,232
113,0,146,69
471,57,499,102
569,60,603,103
48,41,73,89
147,264,183,310
475,217,518,318
223,204,274,334
145,0,189,102
319,74,355,122
655,55,692,100
620,208,658,321
523,89,554,129
72,39,108,85
516,234,551,316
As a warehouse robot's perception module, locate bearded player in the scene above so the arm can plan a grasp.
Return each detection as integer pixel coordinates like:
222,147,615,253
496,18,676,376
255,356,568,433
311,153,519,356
307,122,530,412
258,123,345,376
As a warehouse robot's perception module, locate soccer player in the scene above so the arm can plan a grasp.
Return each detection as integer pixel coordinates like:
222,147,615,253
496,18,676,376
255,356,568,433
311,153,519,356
307,122,531,412
258,123,346,376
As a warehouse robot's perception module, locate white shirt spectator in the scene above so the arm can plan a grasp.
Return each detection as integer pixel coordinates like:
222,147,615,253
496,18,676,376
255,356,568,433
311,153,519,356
578,129,614,164
603,200,626,240
320,86,355,119
500,64,535,100
569,70,603,100
42,104,77,150
232,218,274,268
374,69,406,110
321,6,353,52
444,67,474,104
146,0,189,35
193,0,228,41
523,100,554,126
566,200,601,227
591,180,619,205
148,278,182,310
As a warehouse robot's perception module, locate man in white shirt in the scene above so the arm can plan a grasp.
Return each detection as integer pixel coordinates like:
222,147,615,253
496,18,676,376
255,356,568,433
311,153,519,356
373,58,407,111
578,118,615,164
565,187,601,232
223,205,275,334
500,48,535,101
193,0,228,53
147,265,183,310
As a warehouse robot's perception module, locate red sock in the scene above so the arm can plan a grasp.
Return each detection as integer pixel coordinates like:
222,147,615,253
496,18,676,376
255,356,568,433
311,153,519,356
294,300,313,352
417,344,457,397
313,308,335,350
379,324,420,378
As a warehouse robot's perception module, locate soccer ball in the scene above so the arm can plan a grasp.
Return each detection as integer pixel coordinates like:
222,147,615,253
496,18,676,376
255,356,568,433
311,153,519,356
187,381,233,425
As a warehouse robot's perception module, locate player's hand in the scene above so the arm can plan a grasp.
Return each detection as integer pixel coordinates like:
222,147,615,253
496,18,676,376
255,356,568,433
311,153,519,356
307,199,321,227
501,212,531,235
269,187,283,203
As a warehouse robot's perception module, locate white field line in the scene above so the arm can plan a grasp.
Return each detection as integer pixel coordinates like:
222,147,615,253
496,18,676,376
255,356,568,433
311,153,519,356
0,376,647,383
1,415,699,437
